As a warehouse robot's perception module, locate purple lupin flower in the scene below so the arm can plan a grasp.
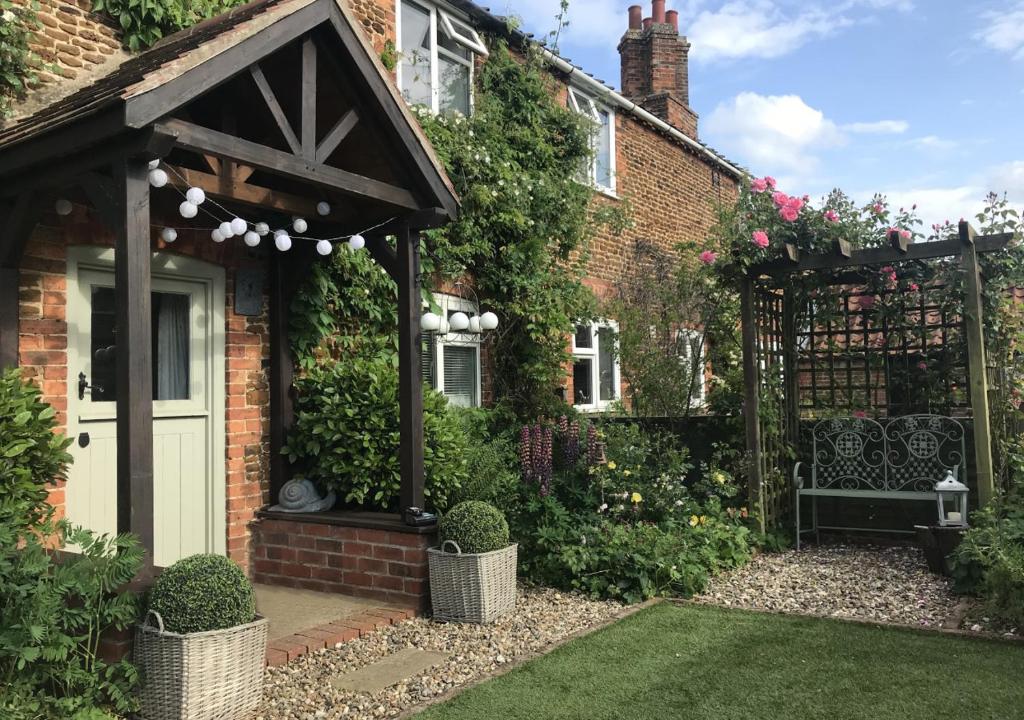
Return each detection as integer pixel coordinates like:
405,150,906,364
565,419,581,466
519,425,533,483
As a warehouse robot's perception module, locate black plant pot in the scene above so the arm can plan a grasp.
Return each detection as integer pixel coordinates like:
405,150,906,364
915,524,966,576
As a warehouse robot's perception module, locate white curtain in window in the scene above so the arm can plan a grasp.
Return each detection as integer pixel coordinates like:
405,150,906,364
155,293,190,401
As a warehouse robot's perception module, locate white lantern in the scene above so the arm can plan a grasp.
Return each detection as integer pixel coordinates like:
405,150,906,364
161,227,178,243
148,159,161,170
54,198,73,216
211,228,226,243
469,316,482,333
480,311,499,330
348,233,366,251
243,231,261,247
292,217,308,234
449,311,470,332
179,201,198,219
217,221,234,238
316,239,333,256
230,218,248,236
255,222,270,236
186,187,206,205
317,201,331,217
935,471,969,527
274,232,292,252
148,168,168,188
420,312,441,332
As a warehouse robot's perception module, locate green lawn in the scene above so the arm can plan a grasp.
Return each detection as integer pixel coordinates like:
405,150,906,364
417,603,1024,720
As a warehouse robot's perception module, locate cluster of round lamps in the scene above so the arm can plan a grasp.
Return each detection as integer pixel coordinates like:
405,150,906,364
420,309,499,334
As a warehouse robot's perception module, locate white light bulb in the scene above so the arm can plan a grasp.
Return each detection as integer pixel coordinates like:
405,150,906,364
243,231,260,247
316,201,331,217
292,217,308,234
148,159,161,170
54,198,73,216
275,233,292,251
161,227,178,243
449,311,470,332
179,201,198,219
348,233,365,251
219,221,235,238
316,239,333,256
480,311,499,330
255,222,270,236
186,187,206,205
230,218,247,236
211,228,226,243
469,316,482,333
420,312,441,332
148,168,168,188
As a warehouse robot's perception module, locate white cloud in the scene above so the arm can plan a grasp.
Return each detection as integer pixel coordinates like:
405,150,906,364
497,0,626,51
906,135,957,151
988,160,1024,202
844,120,909,134
688,2,842,62
976,2,1024,60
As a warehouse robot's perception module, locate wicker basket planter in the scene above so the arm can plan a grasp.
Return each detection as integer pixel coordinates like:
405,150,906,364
134,611,269,720
428,541,517,624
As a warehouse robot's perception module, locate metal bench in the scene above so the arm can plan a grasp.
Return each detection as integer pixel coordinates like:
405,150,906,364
793,414,967,549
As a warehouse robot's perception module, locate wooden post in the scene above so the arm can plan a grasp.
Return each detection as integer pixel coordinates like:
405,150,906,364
959,221,995,507
0,267,18,370
740,277,765,531
269,254,296,503
114,158,155,562
781,289,801,449
397,224,425,513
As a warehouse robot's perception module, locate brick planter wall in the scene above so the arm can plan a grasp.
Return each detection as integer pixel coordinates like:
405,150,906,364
252,514,435,609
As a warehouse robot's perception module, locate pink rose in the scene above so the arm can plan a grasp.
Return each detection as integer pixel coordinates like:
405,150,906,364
872,203,884,214
909,282,920,292
751,178,768,193
786,196,805,212
899,229,911,240
699,250,718,265
858,294,876,310
765,176,777,189
780,206,799,222
824,210,839,222
751,230,770,248
917,361,928,371
772,192,790,208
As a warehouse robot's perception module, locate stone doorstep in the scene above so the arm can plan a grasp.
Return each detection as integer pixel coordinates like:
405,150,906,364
265,606,418,668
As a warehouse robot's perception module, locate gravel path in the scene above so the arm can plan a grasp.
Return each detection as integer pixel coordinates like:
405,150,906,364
694,544,960,627
258,587,625,720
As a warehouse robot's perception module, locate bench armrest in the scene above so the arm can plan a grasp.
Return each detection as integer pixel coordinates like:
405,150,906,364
792,461,805,490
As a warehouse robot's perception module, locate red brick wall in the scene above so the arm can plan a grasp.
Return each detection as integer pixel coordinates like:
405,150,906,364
12,0,123,85
17,202,271,572
252,517,434,608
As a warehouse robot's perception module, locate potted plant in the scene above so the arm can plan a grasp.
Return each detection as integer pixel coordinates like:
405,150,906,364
134,554,268,720
428,501,517,623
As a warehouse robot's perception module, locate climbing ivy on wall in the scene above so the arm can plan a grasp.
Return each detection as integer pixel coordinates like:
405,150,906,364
90,0,247,51
0,0,42,117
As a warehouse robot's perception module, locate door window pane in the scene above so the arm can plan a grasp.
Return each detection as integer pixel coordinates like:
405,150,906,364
89,287,118,402
399,0,433,107
443,345,477,407
573,358,593,405
597,327,616,402
574,324,593,349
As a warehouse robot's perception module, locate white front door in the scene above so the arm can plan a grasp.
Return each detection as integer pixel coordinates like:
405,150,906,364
66,248,226,567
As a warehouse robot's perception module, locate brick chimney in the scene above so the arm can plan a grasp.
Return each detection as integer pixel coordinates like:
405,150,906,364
618,2,698,138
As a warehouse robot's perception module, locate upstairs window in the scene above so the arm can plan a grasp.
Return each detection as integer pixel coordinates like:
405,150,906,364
568,86,615,193
397,0,486,116
572,321,620,410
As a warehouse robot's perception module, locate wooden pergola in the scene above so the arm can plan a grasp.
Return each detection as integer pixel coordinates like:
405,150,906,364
740,223,1013,530
0,0,458,568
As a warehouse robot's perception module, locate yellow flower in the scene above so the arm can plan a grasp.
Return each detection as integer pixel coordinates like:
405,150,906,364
712,471,727,485
689,515,699,527
631,492,643,504
607,461,617,470
699,515,707,525
624,469,632,477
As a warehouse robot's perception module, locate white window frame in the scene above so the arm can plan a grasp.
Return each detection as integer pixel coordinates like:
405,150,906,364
571,319,620,411
567,86,617,194
676,328,707,409
396,0,486,115
425,293,482,407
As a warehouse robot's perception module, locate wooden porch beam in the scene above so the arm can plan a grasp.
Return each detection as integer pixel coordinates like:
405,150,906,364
959,221,995,507
302,39,317,161
397,224,425,512
250,64,302,156
0,267,18,370
166,165,320,217
740,278,765,532
114,158,155,563
156,118,421,211
0,192,44,268
316,109,358,164
365,234,397,279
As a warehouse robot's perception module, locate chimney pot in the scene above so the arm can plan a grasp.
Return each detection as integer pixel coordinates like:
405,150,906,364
628,5,642,30
665,9,679,32
652,0,666,24
642,17,653,30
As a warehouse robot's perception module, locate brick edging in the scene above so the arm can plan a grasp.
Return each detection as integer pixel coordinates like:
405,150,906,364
264,606,418,667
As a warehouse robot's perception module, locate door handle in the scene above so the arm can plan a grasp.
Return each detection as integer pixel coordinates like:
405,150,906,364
78,372,104,400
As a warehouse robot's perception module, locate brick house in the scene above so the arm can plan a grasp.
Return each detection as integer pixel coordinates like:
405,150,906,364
1,0,739,608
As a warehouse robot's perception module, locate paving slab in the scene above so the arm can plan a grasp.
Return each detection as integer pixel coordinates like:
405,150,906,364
255,584,384,642
330,649,449,693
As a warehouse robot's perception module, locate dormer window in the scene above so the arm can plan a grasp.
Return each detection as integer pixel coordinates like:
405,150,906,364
397,0,487,116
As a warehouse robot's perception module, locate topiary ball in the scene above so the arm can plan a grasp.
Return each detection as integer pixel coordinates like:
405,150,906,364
439,501,509,554
148,554,256,634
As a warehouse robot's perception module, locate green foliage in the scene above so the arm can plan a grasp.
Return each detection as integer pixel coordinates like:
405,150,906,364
447,406,521,509
284,345,467,511
440,501,510,554
148,554,255,634
90,0,247,50
0,1,42,118
0,369,141,718
380,39,398,72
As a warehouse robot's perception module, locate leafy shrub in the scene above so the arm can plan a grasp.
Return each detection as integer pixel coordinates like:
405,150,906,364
90,0,247,50
446,406,520,509
0,369,141,718
440,501,509,554
284,345,467,511
1,1,43,118
148,554,255,634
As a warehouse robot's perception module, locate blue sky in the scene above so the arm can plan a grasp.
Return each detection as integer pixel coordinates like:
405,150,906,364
494,0,1024,228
